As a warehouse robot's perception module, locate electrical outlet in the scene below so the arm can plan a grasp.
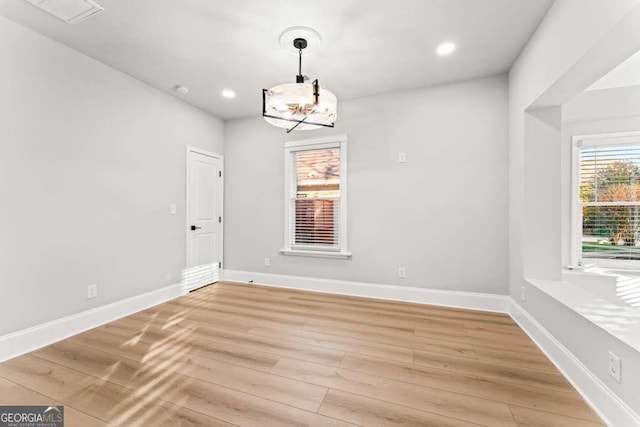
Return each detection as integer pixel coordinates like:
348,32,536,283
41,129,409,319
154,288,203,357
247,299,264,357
264,257,270,267
521,286,526,302
398,152,406,163
87,284,98,299
608,351,621,383
398,267,406,278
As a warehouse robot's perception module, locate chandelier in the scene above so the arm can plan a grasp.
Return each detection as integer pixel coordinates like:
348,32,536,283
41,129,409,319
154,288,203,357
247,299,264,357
263,28,337,133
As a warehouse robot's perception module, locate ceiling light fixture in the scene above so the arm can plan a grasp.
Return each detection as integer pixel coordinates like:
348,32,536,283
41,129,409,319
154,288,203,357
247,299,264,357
222,89,236,99
436,42,456,56
263,27,337,133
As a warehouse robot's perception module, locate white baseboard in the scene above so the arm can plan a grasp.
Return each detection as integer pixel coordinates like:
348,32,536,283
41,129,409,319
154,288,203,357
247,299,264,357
510,301,640,427
222,269,638,425
0,283,186,363
3,268,635,424
221,269,510,313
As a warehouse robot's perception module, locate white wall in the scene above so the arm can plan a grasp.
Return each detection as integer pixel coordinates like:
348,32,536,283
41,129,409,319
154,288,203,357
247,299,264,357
224,75,508,295
588,50,640,91
0,15,224,337
509,0,640,420
564,85,640,123
523,107,563,280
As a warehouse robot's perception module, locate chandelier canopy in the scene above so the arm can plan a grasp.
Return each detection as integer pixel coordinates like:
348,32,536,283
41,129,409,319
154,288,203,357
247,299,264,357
263,29,337,133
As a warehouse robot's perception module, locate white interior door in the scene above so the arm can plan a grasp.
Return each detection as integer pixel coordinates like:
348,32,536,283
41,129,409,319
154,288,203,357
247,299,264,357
186,148,223,291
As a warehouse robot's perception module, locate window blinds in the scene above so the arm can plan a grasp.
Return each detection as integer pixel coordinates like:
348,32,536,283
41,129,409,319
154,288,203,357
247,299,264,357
580,140,640,261
290,148,340,248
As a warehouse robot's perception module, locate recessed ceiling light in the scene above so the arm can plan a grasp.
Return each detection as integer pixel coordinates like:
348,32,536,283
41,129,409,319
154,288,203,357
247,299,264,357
436,42,456,56
174,85,189,95
222,89,236,99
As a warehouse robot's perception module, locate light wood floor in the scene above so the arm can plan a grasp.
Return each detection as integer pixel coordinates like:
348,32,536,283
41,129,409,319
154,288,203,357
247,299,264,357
0,282,603,426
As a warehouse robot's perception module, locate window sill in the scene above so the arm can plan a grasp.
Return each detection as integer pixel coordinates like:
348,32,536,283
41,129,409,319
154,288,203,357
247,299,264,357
525,277,640,353
569,263,640,276
280,249,352,259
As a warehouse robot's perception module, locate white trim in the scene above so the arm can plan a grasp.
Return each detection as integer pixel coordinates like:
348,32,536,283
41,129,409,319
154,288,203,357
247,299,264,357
283,143,294,254
284,134,348,148
574,131,640,148
339,137,348,255
510,301,640,427
186,145,223,158
570,132,640,269
282,135,349,257
0,283,186,363
570,135,581,267
186,146,224,278
221,269,510,313
583,257,640,270
279,248,352,259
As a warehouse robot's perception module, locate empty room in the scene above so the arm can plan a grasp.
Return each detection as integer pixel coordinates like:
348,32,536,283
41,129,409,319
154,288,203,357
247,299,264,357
1,0,640,425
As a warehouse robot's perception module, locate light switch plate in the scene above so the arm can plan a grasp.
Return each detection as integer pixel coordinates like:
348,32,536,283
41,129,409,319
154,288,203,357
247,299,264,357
169,204,176,215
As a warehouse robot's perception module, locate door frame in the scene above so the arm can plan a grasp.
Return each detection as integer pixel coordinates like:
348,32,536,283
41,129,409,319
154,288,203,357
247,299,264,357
185,146,224,274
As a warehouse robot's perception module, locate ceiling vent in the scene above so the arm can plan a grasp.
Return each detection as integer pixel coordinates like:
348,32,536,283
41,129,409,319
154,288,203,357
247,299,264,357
25,0,104,24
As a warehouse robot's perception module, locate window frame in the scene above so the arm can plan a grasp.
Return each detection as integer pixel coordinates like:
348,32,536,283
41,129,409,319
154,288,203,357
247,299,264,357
571,131,640,269
281,134,351,259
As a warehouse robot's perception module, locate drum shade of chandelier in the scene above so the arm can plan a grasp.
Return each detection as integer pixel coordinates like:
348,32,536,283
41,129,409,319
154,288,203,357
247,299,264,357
263,28,337,133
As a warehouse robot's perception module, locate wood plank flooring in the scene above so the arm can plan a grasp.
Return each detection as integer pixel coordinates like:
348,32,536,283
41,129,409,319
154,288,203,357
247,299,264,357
0,282,603,426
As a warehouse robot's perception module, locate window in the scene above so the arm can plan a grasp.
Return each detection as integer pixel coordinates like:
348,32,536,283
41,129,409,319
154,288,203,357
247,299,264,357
574,133,640,267
282,135,350,258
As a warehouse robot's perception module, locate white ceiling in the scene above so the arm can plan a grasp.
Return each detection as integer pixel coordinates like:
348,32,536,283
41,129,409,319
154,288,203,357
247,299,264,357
0,0,554,120
588,49,640,91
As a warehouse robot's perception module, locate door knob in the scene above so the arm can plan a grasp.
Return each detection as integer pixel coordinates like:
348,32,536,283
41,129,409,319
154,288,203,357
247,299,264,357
190,225,202,231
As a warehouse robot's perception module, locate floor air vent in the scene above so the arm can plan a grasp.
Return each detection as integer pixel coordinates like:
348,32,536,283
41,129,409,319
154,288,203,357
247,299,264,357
25,0,104,24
